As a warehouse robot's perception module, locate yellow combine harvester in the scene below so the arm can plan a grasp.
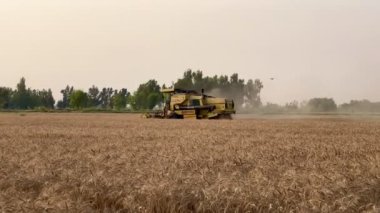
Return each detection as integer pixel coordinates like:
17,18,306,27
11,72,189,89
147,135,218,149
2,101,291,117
145,88,236,119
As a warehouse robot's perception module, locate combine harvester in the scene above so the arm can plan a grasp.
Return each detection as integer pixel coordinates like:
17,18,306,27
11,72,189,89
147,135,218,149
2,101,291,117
145,88,236,119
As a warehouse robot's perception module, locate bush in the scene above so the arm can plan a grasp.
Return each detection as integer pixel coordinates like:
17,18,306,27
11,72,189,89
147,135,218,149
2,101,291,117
307,98,337,112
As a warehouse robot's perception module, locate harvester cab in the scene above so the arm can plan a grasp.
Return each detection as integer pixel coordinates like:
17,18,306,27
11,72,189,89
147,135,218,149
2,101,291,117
145,88,235,119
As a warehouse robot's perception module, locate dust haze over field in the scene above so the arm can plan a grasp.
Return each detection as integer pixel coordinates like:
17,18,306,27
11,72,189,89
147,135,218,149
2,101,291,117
0,113,379,212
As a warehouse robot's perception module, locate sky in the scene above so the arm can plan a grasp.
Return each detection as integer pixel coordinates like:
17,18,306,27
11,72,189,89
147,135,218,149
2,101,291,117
0,0,379,104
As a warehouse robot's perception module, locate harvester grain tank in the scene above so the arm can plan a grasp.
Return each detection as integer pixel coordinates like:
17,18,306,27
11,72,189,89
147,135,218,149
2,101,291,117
145,88,235,119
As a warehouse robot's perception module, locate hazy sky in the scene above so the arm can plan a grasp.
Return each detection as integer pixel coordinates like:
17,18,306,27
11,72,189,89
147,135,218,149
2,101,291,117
1,0,379,104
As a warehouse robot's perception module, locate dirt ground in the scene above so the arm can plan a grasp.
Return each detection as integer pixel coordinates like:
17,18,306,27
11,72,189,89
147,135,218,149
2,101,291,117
0,113,379,212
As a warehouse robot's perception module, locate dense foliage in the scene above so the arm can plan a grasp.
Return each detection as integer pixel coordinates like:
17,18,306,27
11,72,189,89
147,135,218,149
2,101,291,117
174,70,263,108
0,78,55,109
130,80,161,110
57,86,130,110
307,98,338,112
340,100,380,113
69,90,88,109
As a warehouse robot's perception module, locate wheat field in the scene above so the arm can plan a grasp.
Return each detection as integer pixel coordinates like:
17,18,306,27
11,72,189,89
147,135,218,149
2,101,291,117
0,113,379,212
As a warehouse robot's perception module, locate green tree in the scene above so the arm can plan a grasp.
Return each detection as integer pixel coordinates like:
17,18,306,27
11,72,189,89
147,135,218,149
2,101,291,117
227,73,245,107
70,90,88,109
147,93,161,109
173,69,263,109
285,100,299,112
113,88,129,110
88,85,101,107
244,79,263,108
174,69,194,90
59,85,74,109
99,87,114,109
12,77,31,109
0,77,55,109
56,100,64,109
29,89,41,108
308,98,337,112
38,89,55,109
339,100,380,113
131,80,161,110
0,87,13,109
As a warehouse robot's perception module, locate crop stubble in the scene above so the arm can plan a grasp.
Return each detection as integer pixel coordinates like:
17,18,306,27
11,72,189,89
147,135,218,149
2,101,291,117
0,113,379,212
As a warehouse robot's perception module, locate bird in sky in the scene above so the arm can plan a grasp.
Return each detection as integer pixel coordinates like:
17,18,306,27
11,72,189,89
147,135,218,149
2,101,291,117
270,78,275,80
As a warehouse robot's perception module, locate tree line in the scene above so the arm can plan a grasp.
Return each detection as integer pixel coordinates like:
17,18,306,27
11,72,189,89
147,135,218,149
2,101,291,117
173,70,263,108
0,77,55,109
258,98,380,114
56,85,130,110
0,70,264,110
1,70,379,113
